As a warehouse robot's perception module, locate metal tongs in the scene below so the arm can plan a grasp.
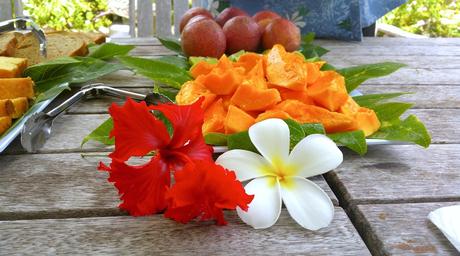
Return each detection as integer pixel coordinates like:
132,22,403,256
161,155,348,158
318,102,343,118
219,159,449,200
0,17,47,57
21,83,170,153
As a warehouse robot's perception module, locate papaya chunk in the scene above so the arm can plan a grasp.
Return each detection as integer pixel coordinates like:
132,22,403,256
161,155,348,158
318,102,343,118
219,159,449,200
275,100,357,133
256,109,292,122
339,96,360,116
235,52,264,73
225,105,255,134
190,61,216,78
230,83,281,111
278,87,314,105
308,71,348,112
176,81,216,110
203,98,226,134
265,44,307,91
354,107,381,136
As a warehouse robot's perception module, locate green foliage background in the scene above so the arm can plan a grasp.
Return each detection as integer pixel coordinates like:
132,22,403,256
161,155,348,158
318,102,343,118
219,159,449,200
382,0,460,37
24,0,111,31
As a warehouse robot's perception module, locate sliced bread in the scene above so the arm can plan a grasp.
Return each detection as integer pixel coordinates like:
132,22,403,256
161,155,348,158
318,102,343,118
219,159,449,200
0,77,35,100
0,32,18,56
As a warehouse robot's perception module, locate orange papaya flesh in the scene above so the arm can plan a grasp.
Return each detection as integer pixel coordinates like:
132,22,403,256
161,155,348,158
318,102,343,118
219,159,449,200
190,61,216,78
278,87,314,105
230,83,281,111
176,81,216,110
339,96,360,116
305,62,321,84
201,68,244,95
255,109,293,122
203,98,226,134
235,52,264,73
225,105,255,134
308,71,348,112
275,99,357,133
265,44,307,91
354,107,381,136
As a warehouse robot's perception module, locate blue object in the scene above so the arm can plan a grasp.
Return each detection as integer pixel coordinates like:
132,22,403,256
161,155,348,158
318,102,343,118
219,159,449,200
207,0,406,41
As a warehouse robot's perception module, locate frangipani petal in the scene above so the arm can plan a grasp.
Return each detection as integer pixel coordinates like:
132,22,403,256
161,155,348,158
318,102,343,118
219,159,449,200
288,134,343,178
216,149,275,181
280,177,334,230
237,176,281,229
248,119,290,169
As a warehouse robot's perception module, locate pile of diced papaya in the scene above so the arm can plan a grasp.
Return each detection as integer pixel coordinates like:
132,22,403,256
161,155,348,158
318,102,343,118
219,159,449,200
176,44,380,136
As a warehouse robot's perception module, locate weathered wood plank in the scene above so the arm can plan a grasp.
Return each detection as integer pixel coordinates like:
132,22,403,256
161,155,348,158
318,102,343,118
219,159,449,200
0,209,370,255
351,202,460,255
326,144,460,205
155,0,172,38
323,55,460,69
136,0,154,37
174,0,189,37
0,153,338,217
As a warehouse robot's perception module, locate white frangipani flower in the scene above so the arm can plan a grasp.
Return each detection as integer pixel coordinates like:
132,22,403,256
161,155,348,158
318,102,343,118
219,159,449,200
216,118,343,230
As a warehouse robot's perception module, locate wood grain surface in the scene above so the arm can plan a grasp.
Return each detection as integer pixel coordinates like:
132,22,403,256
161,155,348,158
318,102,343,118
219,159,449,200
326,144,460,204
352,202,460,256
0,209,370,256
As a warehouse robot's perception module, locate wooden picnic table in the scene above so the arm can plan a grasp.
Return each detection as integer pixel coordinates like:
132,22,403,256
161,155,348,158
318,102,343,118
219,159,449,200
1,37,460,255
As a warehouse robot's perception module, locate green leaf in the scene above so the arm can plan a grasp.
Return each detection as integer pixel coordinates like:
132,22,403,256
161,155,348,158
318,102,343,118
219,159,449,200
154,55,190,70
35,82,71,103
205,133,228,146
328,130,367,155
154,112,174,136
300,33,329,59
153,84,178,102
353,92,412,108
338,62,407,92
227,131,258,153
158,37,183,55
81,118,114,147
284,119,305,149
88,43,135,60
34,57,124,94
117,56,192,89
189,56,218,66
369,115,431,148
320,63,336,71
301,32,316,44
228,50,246,61
24,57,81,81
301,123,326,135
372,102,414,121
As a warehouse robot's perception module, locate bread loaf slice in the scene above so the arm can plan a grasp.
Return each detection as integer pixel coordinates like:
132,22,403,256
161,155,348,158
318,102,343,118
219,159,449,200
0,77,35,100
0,99,14,117
45,32,88,59
13,32,43,65
0,56,28,78
0,116,12,135
0,32,18,56
10,97,29,118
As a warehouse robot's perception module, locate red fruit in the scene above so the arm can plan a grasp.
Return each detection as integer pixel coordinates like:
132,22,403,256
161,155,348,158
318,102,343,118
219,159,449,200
186,15,212,28
262,18,301,51
215,7,249,27
252,10,281,23
223,16,261,54
181,18,226,58
253,10,281,34
179,7,213,33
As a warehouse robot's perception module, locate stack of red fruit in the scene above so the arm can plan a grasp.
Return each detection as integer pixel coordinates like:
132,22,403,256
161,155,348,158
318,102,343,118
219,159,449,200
180,7,301,57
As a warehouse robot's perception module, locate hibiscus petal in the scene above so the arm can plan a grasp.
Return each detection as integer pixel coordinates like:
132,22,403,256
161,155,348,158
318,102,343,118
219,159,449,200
248,118,290,169
216,149,276,181
109,98,170,161
288,134,343,178
100,156,170,216
280,177,334,230
151,98,205,149
236,176,281,229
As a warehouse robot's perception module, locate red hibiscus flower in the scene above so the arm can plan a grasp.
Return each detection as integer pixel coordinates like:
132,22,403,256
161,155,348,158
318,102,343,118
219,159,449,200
99,98,213,216
165,160,254,225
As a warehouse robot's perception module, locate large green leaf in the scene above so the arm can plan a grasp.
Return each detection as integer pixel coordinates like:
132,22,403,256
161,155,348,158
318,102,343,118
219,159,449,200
117,56,192,89
81,118,114,147
154,55,190,70
189,56,218,66
285,119,305,149
227,131,259,153
88,43,135,60
204,133,228,146
369,115,431,148
300,33,329,59
301,123,326,136
328,130,367,155
158,37,183,55
338,62,407,92
353,92,411,108
371,102,414,121
24,57,81,81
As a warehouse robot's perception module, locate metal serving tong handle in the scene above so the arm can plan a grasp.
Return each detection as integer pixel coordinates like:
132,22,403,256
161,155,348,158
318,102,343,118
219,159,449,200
21,83,170,153
0,17,47,57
